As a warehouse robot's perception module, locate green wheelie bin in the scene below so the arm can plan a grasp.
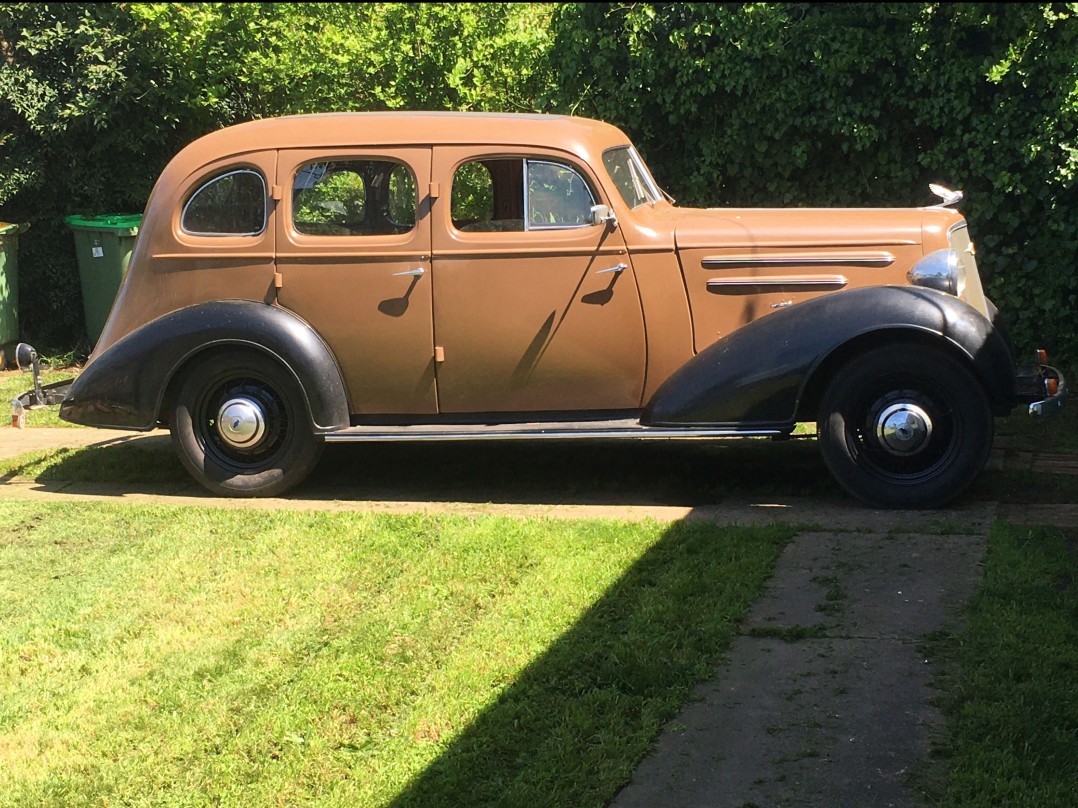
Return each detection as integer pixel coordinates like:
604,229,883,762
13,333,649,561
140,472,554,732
0,222,28,365
64,213,141,344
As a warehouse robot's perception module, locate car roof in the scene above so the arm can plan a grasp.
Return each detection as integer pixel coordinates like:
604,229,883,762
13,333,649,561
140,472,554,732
176,111,633,160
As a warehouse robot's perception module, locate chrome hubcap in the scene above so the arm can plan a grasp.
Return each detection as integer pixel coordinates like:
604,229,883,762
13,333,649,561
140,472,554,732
875,402,933,456
216,397,266,450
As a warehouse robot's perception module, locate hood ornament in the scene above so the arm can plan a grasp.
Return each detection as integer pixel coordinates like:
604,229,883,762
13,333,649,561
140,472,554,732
928,183,964,208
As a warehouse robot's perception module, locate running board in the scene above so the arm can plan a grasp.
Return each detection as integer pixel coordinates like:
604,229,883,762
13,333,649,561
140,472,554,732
324,418,786,443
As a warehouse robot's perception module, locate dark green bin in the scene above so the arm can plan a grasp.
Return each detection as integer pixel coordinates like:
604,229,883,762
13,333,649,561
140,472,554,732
65,213,141,344
0,222,28,351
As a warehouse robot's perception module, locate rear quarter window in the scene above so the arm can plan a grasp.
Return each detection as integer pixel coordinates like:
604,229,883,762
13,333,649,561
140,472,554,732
181,169,267,236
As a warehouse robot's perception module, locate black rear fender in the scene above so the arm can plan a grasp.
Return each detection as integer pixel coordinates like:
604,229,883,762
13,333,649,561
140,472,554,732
642,286,1017,427
59,300,350,432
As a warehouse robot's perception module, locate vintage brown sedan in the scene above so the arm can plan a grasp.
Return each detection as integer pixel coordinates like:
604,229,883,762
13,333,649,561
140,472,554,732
29,112,1065,505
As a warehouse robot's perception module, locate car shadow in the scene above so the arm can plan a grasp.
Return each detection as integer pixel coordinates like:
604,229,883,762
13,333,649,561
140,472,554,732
16,434,846,506
298,437,841,506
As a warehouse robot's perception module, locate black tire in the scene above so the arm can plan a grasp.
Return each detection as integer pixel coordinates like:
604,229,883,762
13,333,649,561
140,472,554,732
170,350,324,497
817,345,993,509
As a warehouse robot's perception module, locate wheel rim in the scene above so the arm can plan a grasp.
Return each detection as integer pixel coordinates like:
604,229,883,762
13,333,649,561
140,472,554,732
846,378,959,485
194,373,290,471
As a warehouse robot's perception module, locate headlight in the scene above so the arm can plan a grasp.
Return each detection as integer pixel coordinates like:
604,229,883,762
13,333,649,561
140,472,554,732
907,249,966,297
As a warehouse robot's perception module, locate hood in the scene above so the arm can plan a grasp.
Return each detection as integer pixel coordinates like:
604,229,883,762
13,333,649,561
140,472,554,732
672,206,956,251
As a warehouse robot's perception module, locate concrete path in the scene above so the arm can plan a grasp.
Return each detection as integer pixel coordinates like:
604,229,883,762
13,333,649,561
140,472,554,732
612,528,987,808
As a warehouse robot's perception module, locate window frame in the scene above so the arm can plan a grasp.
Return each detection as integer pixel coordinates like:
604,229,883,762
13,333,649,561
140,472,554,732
449,156,599,235
524,159,597,232
600,145,662,210
180,168,268,238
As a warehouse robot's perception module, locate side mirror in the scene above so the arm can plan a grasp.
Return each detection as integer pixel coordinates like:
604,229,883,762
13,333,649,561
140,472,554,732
590,204,618,229
14,342,37,372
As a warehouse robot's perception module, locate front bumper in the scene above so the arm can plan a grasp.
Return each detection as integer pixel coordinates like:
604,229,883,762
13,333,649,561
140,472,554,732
1016,363,1067,416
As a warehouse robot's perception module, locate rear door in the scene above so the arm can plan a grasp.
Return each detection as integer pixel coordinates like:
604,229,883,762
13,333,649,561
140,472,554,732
275,148,437,415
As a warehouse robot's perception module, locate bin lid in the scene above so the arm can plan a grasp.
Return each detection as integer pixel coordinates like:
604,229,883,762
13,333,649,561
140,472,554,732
0,222,27,235
64,213,141,235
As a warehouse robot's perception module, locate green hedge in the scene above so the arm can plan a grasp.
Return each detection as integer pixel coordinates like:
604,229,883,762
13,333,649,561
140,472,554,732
546,3,1078,359
0,2,552,350
2,3,1075,361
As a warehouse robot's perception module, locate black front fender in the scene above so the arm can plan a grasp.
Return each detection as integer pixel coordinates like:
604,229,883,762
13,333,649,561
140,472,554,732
642,286,1016,426
60,300,350,432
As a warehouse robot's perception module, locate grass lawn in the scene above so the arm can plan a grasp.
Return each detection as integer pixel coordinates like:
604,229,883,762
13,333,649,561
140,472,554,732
0,362,1074,807
924,523,1078,807
0,501,794,807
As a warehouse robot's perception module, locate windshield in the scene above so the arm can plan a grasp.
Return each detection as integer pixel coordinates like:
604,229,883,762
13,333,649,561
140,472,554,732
602,146,662,209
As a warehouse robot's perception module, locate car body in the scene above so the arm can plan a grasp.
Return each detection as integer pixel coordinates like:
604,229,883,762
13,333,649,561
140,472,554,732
45,112,1065,506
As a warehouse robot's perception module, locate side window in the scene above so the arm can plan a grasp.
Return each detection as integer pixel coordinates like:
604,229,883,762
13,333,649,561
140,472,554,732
527,161,595,229
387,163,417,228
451,159,524,232
292,159,416,236
450,158,595,233
601,147,659,209
181,169,266,236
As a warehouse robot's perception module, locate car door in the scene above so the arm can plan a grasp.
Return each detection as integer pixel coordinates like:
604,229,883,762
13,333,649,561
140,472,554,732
275,148,437,415
430,147,647,414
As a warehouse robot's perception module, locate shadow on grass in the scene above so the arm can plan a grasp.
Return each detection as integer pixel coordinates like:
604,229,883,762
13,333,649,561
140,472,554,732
9,435,846,505
378,516,796,808
8,431,1073,506
0,438,189,487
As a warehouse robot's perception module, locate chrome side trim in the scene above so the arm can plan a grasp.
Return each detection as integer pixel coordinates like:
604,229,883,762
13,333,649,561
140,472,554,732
707,275,848,291
701,253,894,268
325,425,785,442
152,252,276,260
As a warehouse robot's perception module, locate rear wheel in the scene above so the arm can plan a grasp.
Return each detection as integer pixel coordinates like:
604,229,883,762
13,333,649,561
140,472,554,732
170,350,324,497
817,345,992,508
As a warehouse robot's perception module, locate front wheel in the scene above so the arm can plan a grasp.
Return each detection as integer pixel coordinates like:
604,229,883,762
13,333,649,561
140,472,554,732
170,350,324,497
817,345,993,509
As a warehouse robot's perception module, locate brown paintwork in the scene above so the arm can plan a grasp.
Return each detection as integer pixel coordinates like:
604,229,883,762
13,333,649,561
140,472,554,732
275,147,436,415
672,208,950,349
90,111,985,419
98,149,280,352
430,145,645,412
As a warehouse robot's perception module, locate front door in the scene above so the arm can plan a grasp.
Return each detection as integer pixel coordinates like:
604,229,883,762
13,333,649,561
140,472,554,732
430,147,647,414
275,148,437,415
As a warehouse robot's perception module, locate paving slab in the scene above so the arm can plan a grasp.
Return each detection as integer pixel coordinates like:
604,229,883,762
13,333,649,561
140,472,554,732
612,531,985,808
1000,502,1078,528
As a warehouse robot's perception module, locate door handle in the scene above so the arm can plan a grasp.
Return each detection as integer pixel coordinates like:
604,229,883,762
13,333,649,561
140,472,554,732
594,263,628,275
393,268,426,277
